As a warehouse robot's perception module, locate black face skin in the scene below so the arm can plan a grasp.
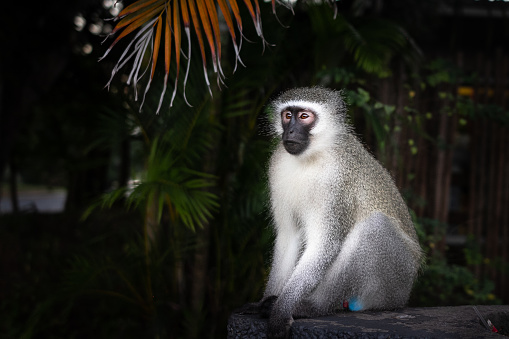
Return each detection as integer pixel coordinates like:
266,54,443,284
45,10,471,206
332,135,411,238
281,106,316,155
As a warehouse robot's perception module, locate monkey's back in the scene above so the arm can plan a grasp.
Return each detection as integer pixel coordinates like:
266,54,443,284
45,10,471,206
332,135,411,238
332,133,418,242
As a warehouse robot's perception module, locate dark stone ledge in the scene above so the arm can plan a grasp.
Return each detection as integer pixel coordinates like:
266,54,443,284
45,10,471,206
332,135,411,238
227,305,509,338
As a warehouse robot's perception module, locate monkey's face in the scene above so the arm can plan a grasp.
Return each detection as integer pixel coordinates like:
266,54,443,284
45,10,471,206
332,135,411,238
280,106,316,155
272,87,348,157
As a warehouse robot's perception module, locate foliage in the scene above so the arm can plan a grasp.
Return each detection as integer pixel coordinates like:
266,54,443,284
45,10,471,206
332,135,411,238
85,128,219,232
319,56,508,309
411,255,500,307
64,14,283,336
409,215,501,307
343,87,396,152
413,58,509,125
101,0,280,112
100,0,422,113
309,5,422,77
5,1,509,339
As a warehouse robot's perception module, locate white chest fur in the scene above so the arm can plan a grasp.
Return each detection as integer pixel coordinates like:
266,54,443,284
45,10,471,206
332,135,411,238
269,149,341,212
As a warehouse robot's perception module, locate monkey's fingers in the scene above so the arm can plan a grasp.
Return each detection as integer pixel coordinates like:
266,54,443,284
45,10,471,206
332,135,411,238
234,301,263,315
260,295,278,318
267,313,292,339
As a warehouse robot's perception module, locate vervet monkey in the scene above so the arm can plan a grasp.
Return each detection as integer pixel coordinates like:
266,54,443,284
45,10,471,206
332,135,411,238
241,87,423,339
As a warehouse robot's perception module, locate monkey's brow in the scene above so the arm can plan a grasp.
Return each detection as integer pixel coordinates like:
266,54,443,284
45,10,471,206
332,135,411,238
282,105,313,112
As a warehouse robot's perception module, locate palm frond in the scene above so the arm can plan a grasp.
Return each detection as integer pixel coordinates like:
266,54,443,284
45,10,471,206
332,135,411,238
342,18,422,75
85,133,218,231
126,172,218,231
100,0,277,113
308,5,422,77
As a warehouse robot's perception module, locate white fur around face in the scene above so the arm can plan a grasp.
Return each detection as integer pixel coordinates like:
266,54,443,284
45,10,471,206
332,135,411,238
272,100,346,159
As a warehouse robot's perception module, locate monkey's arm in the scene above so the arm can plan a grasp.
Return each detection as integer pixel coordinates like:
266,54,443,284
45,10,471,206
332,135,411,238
268,216,341,338
264,211,302,298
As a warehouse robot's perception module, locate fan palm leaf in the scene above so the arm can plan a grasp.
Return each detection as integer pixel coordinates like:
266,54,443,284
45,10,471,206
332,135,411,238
100,0,275,113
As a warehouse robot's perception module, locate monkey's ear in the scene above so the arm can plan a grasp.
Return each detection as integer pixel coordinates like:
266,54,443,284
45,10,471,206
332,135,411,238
266,105,284,135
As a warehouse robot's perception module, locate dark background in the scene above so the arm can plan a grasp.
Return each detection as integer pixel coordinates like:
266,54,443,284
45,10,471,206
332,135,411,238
1,0,508,338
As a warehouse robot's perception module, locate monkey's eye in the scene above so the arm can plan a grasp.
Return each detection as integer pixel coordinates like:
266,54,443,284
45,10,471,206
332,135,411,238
298,111,315,123
283,111,292,120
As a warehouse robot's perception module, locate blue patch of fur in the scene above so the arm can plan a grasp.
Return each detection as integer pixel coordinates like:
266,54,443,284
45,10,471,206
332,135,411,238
348,297,363,311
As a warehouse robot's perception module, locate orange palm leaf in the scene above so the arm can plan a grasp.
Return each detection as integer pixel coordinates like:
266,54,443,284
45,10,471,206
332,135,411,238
151,15,163,80
187,0,212,95
114,0,165,33
100,0,278,113
118,0,160,17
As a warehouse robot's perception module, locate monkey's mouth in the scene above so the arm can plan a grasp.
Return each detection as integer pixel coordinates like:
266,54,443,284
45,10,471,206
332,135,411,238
283,140,308,155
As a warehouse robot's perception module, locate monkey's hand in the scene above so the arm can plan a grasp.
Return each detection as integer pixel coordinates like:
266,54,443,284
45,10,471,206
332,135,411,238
267,296,293,339
267,312,293,339
234,301,262,315
234,296,278,317
260,295,278,318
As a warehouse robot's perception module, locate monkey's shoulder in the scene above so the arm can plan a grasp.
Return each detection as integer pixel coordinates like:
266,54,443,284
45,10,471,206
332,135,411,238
332,138,392,177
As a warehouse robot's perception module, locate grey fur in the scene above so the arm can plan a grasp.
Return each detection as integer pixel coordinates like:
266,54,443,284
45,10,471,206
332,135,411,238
262,87,423,339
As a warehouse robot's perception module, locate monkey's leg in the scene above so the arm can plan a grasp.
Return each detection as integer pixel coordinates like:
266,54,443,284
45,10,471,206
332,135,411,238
304,211,419,314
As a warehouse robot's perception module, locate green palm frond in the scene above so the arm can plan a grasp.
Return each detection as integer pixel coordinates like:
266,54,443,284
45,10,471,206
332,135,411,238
130,135,218,231
309,5,422,77
342,18,422,75
87,160,218,231
100,0,276,113
126,175,218,231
